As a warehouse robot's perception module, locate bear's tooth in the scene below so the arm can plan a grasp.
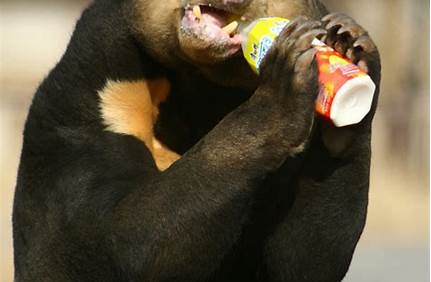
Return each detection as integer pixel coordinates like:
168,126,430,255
221,21,238,35
193,5,202,20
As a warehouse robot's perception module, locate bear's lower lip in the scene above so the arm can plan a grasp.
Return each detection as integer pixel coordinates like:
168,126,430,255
179,6,244,63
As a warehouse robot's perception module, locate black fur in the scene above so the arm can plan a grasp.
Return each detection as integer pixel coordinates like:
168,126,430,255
13,0,381,281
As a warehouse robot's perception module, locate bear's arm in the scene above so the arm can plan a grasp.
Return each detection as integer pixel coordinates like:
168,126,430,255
262,131,372,282
261,12,382,281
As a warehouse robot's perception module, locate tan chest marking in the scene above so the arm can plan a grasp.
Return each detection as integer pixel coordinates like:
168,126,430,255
98,79,180,171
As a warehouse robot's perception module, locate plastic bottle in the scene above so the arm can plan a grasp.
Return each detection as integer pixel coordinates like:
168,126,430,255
240,17,376,127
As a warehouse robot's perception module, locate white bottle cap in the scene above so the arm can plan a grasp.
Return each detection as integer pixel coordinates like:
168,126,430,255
330,75,376,127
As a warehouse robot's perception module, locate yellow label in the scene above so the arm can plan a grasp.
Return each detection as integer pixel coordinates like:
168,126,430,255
243,17,290,74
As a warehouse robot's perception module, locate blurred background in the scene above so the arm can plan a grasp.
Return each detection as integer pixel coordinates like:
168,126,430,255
0,0,429,281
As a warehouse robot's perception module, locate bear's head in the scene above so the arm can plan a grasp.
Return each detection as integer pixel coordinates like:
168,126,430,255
126,0,327,89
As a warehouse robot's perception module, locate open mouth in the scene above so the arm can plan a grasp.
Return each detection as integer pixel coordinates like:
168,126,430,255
179,2,247,62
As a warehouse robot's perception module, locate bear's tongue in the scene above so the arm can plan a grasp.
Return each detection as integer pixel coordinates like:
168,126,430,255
200,7,225,27
195,5,239,35
181,5,242,44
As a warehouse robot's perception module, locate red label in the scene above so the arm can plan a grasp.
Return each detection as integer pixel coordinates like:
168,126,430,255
314,46,366,119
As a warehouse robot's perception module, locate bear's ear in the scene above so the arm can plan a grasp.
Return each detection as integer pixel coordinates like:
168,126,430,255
98,78,180,171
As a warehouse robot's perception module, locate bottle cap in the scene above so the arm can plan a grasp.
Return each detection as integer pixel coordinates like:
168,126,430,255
330,75,376,127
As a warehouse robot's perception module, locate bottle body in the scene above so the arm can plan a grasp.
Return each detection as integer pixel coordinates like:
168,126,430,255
240,17,376,127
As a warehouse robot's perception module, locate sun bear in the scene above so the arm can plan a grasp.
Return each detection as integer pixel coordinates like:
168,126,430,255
13,0,381,281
